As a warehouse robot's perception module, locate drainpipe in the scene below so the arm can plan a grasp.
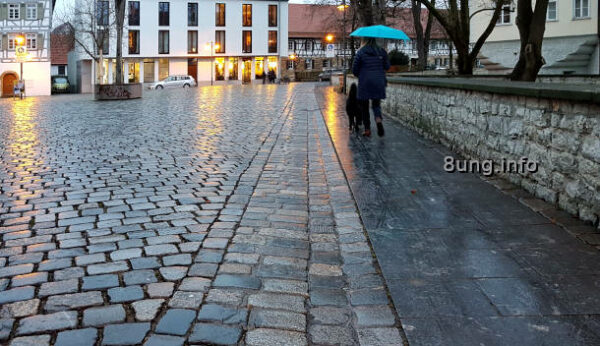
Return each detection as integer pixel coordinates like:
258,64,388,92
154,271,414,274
597,1,599,74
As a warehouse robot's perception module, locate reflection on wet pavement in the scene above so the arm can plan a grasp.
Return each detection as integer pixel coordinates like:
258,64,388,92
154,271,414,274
315,85,600,345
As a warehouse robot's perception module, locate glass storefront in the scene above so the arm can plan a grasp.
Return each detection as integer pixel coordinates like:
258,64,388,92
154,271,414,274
159,58,169,81
128,61,139,83
255,57,264,79
215,58,225,81
267,57,277,75
143,59,155,83
228,58,238,80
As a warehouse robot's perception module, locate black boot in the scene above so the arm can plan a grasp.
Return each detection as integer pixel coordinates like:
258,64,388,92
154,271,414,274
376,122,384,137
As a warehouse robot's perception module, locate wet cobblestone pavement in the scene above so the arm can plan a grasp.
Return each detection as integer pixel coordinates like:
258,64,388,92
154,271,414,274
0,85,403,345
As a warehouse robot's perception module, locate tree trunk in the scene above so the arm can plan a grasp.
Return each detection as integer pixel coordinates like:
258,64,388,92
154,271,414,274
356,0,374,26
509,0,549,81
456,44,473,75
411,0,425,70
114,0,126,85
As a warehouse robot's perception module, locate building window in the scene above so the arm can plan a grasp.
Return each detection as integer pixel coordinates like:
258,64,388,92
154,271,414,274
97,1,110,26
322,60,329,68
242,4,252,26
215,58,225,80
288,40,294,51
158,30,169,54
287,60,294,70
128,30,140,54
574,0,589,18
547,0,557,20
26,4,37,20
8,35,16,50
215,30,225,53
8,4,20,20
129,1,140,26
188,3,198,26
58,66,66,75
497,5,511,24
268,31,277,53
97,29,109,54
268,5,277,27
188,30,197,53
215,3,225,26
159,2,169,26
242,30,252,53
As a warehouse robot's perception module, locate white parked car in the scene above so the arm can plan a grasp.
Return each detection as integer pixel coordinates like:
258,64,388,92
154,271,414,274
150,75,197,89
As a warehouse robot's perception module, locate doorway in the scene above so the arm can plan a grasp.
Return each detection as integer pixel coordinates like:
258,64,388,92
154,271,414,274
187,59,197,81
1,72,18,97
242,59,251,84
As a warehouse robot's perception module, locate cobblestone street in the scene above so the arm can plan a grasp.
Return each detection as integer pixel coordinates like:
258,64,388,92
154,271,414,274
0,84,403,345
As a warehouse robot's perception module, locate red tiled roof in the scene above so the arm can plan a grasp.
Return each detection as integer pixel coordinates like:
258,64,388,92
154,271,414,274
288,4,448,40
51,24,74,65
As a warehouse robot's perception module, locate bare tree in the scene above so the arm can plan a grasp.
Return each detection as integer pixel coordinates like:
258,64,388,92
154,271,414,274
411,0,435,70
509,0,548,81
55,0,115,84
113,0,126,85
417,0,509,75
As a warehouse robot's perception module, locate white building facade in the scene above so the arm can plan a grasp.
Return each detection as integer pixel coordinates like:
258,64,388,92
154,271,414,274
0,0,52,96
73,0,288,92
471,0,599,74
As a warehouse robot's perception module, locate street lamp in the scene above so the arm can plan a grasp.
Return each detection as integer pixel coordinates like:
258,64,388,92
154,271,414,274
15,34,26,95
337,0,348,92
205,41,221,86
325,34,334,43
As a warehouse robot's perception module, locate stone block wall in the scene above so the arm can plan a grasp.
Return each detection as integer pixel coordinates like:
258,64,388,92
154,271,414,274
374,77,600,226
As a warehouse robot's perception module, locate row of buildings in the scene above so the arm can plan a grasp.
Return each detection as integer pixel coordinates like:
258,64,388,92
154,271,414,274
0,0,599,96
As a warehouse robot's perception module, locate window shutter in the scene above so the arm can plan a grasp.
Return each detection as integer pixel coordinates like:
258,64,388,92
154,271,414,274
0,4,7,20
2,34,7,51
38,2,44,20
20,3,25,16
38,33,43,50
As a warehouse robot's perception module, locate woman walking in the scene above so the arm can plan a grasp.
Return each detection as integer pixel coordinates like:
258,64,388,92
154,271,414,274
352,38,390,137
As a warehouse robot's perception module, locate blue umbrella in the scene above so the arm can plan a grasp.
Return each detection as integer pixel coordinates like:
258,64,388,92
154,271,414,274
350,25,410,41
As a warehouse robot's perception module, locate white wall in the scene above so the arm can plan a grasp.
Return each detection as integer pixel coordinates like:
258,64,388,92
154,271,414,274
1,61,51,96
470,0,598,43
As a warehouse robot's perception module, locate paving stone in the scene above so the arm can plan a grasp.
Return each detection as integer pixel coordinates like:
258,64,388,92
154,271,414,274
102,323,150,345
213,274,261,289
0,264,34,278
55,328,97,346
162,254,192,266
310,288,348,306
130,257,161,270
132,299,164,321
0,286,35,304
224,253,260,264
82,274,119,290
54,267,85,281
220,263,252,274
249,309,306,331
248,293,305,313
0,299,40,318
354,305,396,327
246,328,307,346
159,266,188,281
263,279,309,296
10,335,51,346
144,244,179,256
83,304,126,326
155,309,196,336
309,307,350,325
144,334,185,346
123,270,158,285
39,279,79,296
309,325,355,345
357,327,403,345
189,323,241,345
197,304,248,324
45,291,104,312
188,263,219,277
108,285,144,302
146,282,174,298
0,319,14,340
205,289,246,306
17,311,78,334
168,291,204,309
11,272,48,287
349,288,389,305
87,261,128,275
110,248,142,261
195,249,224,263
309,263,343,276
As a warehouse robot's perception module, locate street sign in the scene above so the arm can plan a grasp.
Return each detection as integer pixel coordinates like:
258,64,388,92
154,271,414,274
325,44,335,58
15,46,28,62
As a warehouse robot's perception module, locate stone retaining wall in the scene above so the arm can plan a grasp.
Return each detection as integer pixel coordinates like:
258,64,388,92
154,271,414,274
348,76,600,226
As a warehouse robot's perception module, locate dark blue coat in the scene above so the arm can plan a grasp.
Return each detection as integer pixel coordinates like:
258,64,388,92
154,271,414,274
352,46,390,100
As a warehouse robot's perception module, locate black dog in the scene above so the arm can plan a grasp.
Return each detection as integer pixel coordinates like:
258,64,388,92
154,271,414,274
346,83,361,132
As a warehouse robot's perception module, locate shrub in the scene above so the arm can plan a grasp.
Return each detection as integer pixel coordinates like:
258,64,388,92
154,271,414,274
389,50,409,66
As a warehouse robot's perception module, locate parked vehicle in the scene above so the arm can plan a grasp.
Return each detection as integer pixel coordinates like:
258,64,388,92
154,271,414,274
318,69,345,82
51,76,70,94
150,75,197,90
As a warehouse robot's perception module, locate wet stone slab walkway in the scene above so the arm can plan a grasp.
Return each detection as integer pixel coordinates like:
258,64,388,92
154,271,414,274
0,85,403,345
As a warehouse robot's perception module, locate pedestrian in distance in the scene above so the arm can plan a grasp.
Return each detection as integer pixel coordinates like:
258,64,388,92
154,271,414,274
268,69,276,83
352,37,390,137
346,83,361,133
